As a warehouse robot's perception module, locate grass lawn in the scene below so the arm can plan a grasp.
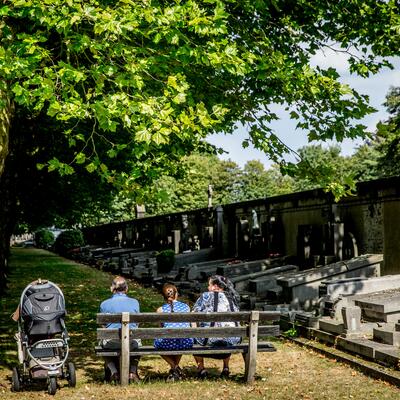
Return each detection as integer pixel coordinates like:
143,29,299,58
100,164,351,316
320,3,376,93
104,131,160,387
0,248,399,399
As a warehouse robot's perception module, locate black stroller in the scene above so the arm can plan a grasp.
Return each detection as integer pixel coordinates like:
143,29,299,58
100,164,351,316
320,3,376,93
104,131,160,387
12,279,76,395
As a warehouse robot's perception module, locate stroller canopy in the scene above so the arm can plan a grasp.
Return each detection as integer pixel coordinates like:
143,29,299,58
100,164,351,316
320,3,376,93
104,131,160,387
20,280,66,336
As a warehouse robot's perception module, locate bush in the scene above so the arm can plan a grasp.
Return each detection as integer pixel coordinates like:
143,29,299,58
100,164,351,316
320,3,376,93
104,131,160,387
54,229,85,255
34,229,55,249
156,249,175,274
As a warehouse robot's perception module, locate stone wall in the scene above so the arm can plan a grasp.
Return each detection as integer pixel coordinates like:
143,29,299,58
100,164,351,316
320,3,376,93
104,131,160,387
82,177,400,275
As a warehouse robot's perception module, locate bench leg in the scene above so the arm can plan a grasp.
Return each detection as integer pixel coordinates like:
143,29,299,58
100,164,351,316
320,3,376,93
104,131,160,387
245,311,259,384
120,312,130,386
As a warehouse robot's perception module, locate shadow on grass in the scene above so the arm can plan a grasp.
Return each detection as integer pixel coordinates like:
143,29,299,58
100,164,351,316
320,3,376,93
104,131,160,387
0,248,163,377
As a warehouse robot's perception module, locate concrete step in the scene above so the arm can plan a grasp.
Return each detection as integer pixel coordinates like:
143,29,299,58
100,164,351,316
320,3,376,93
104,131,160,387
373,324,400,346
319,318,344,335
312,329,398,362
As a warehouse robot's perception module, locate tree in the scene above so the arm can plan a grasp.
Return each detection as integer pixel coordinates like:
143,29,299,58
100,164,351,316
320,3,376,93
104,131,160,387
146,153,241,214
347,142,381,182
235,160,296,201
374,87,400,176
289,145,354,196
1,1,399,290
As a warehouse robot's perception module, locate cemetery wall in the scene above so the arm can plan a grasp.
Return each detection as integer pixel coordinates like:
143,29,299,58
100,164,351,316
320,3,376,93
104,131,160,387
82,176,400,275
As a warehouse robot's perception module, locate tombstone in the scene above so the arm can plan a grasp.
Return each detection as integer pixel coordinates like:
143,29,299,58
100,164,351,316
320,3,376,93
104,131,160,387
171,230,180,254
207,184,213,209
202,226,213,248
341,306,362,333
179,214,191,252
238,218,250,258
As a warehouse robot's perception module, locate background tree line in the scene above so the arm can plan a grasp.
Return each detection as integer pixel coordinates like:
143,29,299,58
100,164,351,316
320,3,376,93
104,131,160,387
79,86,400,222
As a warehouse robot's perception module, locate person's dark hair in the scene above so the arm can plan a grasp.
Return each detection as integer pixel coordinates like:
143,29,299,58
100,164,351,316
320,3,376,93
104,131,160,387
111,276,128,293
209,275,240,308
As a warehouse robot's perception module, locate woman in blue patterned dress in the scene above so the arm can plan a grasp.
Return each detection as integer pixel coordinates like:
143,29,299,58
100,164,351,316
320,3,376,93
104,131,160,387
192,275,240,379
154,283,193,381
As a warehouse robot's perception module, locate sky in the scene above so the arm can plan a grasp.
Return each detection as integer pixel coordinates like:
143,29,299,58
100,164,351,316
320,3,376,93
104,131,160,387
207,52,400,169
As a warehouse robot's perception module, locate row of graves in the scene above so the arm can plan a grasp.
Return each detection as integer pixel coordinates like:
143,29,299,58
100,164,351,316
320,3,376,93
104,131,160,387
172,253,400,370
76,245,400,370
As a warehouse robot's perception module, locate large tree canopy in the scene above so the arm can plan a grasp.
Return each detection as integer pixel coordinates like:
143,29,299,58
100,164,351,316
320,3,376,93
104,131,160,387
1,0,399,190
0,1,399,291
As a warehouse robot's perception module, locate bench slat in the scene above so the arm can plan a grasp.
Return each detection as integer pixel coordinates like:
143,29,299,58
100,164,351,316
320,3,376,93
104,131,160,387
98,326,246,340
97,325,279,340
96,311,280,324
95,342,277,357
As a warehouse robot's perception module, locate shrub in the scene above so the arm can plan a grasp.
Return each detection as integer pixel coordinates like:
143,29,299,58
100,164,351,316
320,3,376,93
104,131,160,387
34,229,55,249
156,249,175,274
54,229,85,255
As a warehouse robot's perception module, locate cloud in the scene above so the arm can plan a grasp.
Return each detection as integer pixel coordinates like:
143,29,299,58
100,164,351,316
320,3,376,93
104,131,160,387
208,54,400,167
310,48,351,74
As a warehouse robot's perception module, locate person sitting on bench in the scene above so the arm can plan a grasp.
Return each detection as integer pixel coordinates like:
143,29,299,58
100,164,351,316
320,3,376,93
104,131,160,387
192,275,240,379
154,283,193,381
99,276,141,384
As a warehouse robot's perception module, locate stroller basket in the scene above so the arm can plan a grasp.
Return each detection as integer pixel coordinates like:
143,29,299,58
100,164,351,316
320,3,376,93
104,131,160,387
27,339,69,371
32,339,65,349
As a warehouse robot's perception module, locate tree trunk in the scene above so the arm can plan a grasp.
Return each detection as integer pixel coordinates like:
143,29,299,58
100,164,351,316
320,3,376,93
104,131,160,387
0,97,15,295
0,160,16,295
0,90,13,176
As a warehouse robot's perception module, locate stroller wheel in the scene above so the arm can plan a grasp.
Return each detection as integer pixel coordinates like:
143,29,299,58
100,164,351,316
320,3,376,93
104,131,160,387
48,377,57,395
11,367,21,392
67,362,77,387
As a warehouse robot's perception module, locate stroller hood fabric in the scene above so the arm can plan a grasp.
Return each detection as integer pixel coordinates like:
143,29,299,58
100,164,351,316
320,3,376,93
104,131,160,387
21,282,66,336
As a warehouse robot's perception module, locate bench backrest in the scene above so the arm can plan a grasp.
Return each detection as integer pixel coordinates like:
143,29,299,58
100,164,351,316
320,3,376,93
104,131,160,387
96,311,280,341
96,311,280,385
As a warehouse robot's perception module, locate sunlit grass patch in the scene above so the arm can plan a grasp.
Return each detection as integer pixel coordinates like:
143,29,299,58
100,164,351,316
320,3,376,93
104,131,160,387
0,248,399,400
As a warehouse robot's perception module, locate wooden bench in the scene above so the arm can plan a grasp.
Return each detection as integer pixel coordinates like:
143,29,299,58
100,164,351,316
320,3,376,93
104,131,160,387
95,311,280,385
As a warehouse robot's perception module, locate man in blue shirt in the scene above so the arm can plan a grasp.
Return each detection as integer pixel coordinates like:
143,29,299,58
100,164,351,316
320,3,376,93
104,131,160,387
100,276,141,383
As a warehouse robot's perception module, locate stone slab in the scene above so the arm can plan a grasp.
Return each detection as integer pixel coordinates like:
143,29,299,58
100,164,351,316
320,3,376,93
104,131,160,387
319,318,344,335
311,329,338,345
373,325,400,346
310,328,400,365
375,348,400,368
287,263,380,310
248,265,298,294
320,275,400,299
337,338,395,360
362,308,400,323
277,254,383,288
355,288,400,314
216,255,293,278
